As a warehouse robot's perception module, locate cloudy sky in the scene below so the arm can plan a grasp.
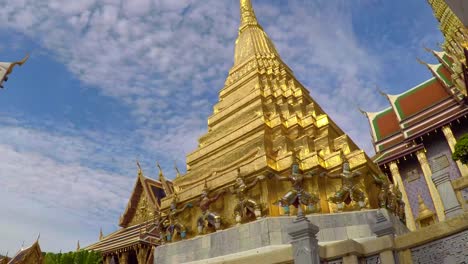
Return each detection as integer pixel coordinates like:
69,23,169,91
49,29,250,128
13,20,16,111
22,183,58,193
0,0,443,254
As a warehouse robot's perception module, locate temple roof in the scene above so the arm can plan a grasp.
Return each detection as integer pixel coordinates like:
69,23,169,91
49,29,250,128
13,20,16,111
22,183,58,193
364,50,465,156
0,55,28,89
119,164,169,227
0,257,10,264
388,76,450,121
85,222,160,253
366,107,401,142
7,240,42,264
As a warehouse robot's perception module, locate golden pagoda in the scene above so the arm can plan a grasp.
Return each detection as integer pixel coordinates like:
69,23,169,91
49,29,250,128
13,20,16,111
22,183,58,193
427,0,468,96
155,0,382,236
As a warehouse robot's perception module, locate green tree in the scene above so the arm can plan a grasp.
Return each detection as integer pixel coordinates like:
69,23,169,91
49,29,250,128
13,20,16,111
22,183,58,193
43,250,102,264
453,133,468,165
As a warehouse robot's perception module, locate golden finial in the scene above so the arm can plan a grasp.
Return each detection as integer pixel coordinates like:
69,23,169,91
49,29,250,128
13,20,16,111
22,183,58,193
423,46,433,53
375,85,388,97
157,162,173,195
99,228,104,241
416,57,428,66
157,162,165,181
136,161,143,177
174,161,181,178
239,0,259,31
357,107,368,117
76,241,80,251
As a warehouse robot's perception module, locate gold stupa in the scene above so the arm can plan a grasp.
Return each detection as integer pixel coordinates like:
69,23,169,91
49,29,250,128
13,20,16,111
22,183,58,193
155,0,382,236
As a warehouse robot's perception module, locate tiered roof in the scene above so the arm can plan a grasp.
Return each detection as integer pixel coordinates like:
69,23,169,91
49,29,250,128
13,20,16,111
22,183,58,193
364,51,468,164
119,164,170,228
86,164,170,253
7,240,43,264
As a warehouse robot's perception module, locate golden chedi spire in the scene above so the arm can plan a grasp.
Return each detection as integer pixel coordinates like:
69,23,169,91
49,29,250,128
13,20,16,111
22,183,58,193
239,0,259,30
427,0,467,52
167,0,381,230
234,0,280,66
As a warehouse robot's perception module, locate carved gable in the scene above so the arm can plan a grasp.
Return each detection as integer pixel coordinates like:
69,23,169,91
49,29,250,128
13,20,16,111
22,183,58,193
127,192,155,226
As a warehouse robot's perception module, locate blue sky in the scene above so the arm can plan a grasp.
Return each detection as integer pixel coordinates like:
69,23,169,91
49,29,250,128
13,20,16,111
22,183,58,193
0,0,443,254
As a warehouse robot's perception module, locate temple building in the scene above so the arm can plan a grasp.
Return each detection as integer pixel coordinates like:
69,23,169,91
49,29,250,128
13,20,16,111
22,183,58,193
86,0,468,263
0,55,28,89
363,0,468,231
86,0,390,262
5,240,43,264
85,164,168,263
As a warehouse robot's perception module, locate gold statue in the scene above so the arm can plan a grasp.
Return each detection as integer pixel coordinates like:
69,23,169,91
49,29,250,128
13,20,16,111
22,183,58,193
164,193,192,242
270,163,320,216
321,158,366,211
386,184,398,213
229,168,265,224
196,181,225,234
372,174,390,208
395,186,406,223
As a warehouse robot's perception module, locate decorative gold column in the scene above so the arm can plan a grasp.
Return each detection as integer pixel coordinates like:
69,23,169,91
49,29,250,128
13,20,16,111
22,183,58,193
398,249,413,264
136,246,149,264
442,125,468,177
379,250,395,264
119,252,128,264
104,256,112,264
389,162,416,231
342,255,359,264
416,150,446,222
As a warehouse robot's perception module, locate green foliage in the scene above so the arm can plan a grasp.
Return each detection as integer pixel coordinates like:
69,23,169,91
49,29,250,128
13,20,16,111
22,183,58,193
44,250,102,264
453,133,468,165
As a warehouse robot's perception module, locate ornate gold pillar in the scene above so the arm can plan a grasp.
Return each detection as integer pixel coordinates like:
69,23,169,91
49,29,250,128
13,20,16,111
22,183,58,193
379,250,395,264
441,125,468,177
118,252,128,264
416,150,446,222
104,256,112,264
342,255,359,264
398,249,413,264
136,246,149,264
389,162,416,231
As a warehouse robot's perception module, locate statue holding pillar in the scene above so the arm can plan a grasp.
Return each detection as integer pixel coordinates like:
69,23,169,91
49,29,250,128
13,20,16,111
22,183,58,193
229,168,265,224
372,174,391,208
196,180,225,234
270,163,320,216
164,193,192,242
321,157,366,211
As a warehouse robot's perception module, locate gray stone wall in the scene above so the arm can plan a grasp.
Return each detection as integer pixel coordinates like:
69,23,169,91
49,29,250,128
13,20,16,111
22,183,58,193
425,132,461,181
154,210,407,264
410,229,468,263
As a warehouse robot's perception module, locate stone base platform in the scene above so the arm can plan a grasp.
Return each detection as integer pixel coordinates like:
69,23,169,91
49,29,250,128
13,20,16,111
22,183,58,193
154,209,408,264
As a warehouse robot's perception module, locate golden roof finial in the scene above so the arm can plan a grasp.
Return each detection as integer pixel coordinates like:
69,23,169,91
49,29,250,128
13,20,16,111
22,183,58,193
416,57,428,66
136,161,143,177
239,0,259,31
157,162,164,180
174,161,181,178
157,162,173,196
99,228,104,241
